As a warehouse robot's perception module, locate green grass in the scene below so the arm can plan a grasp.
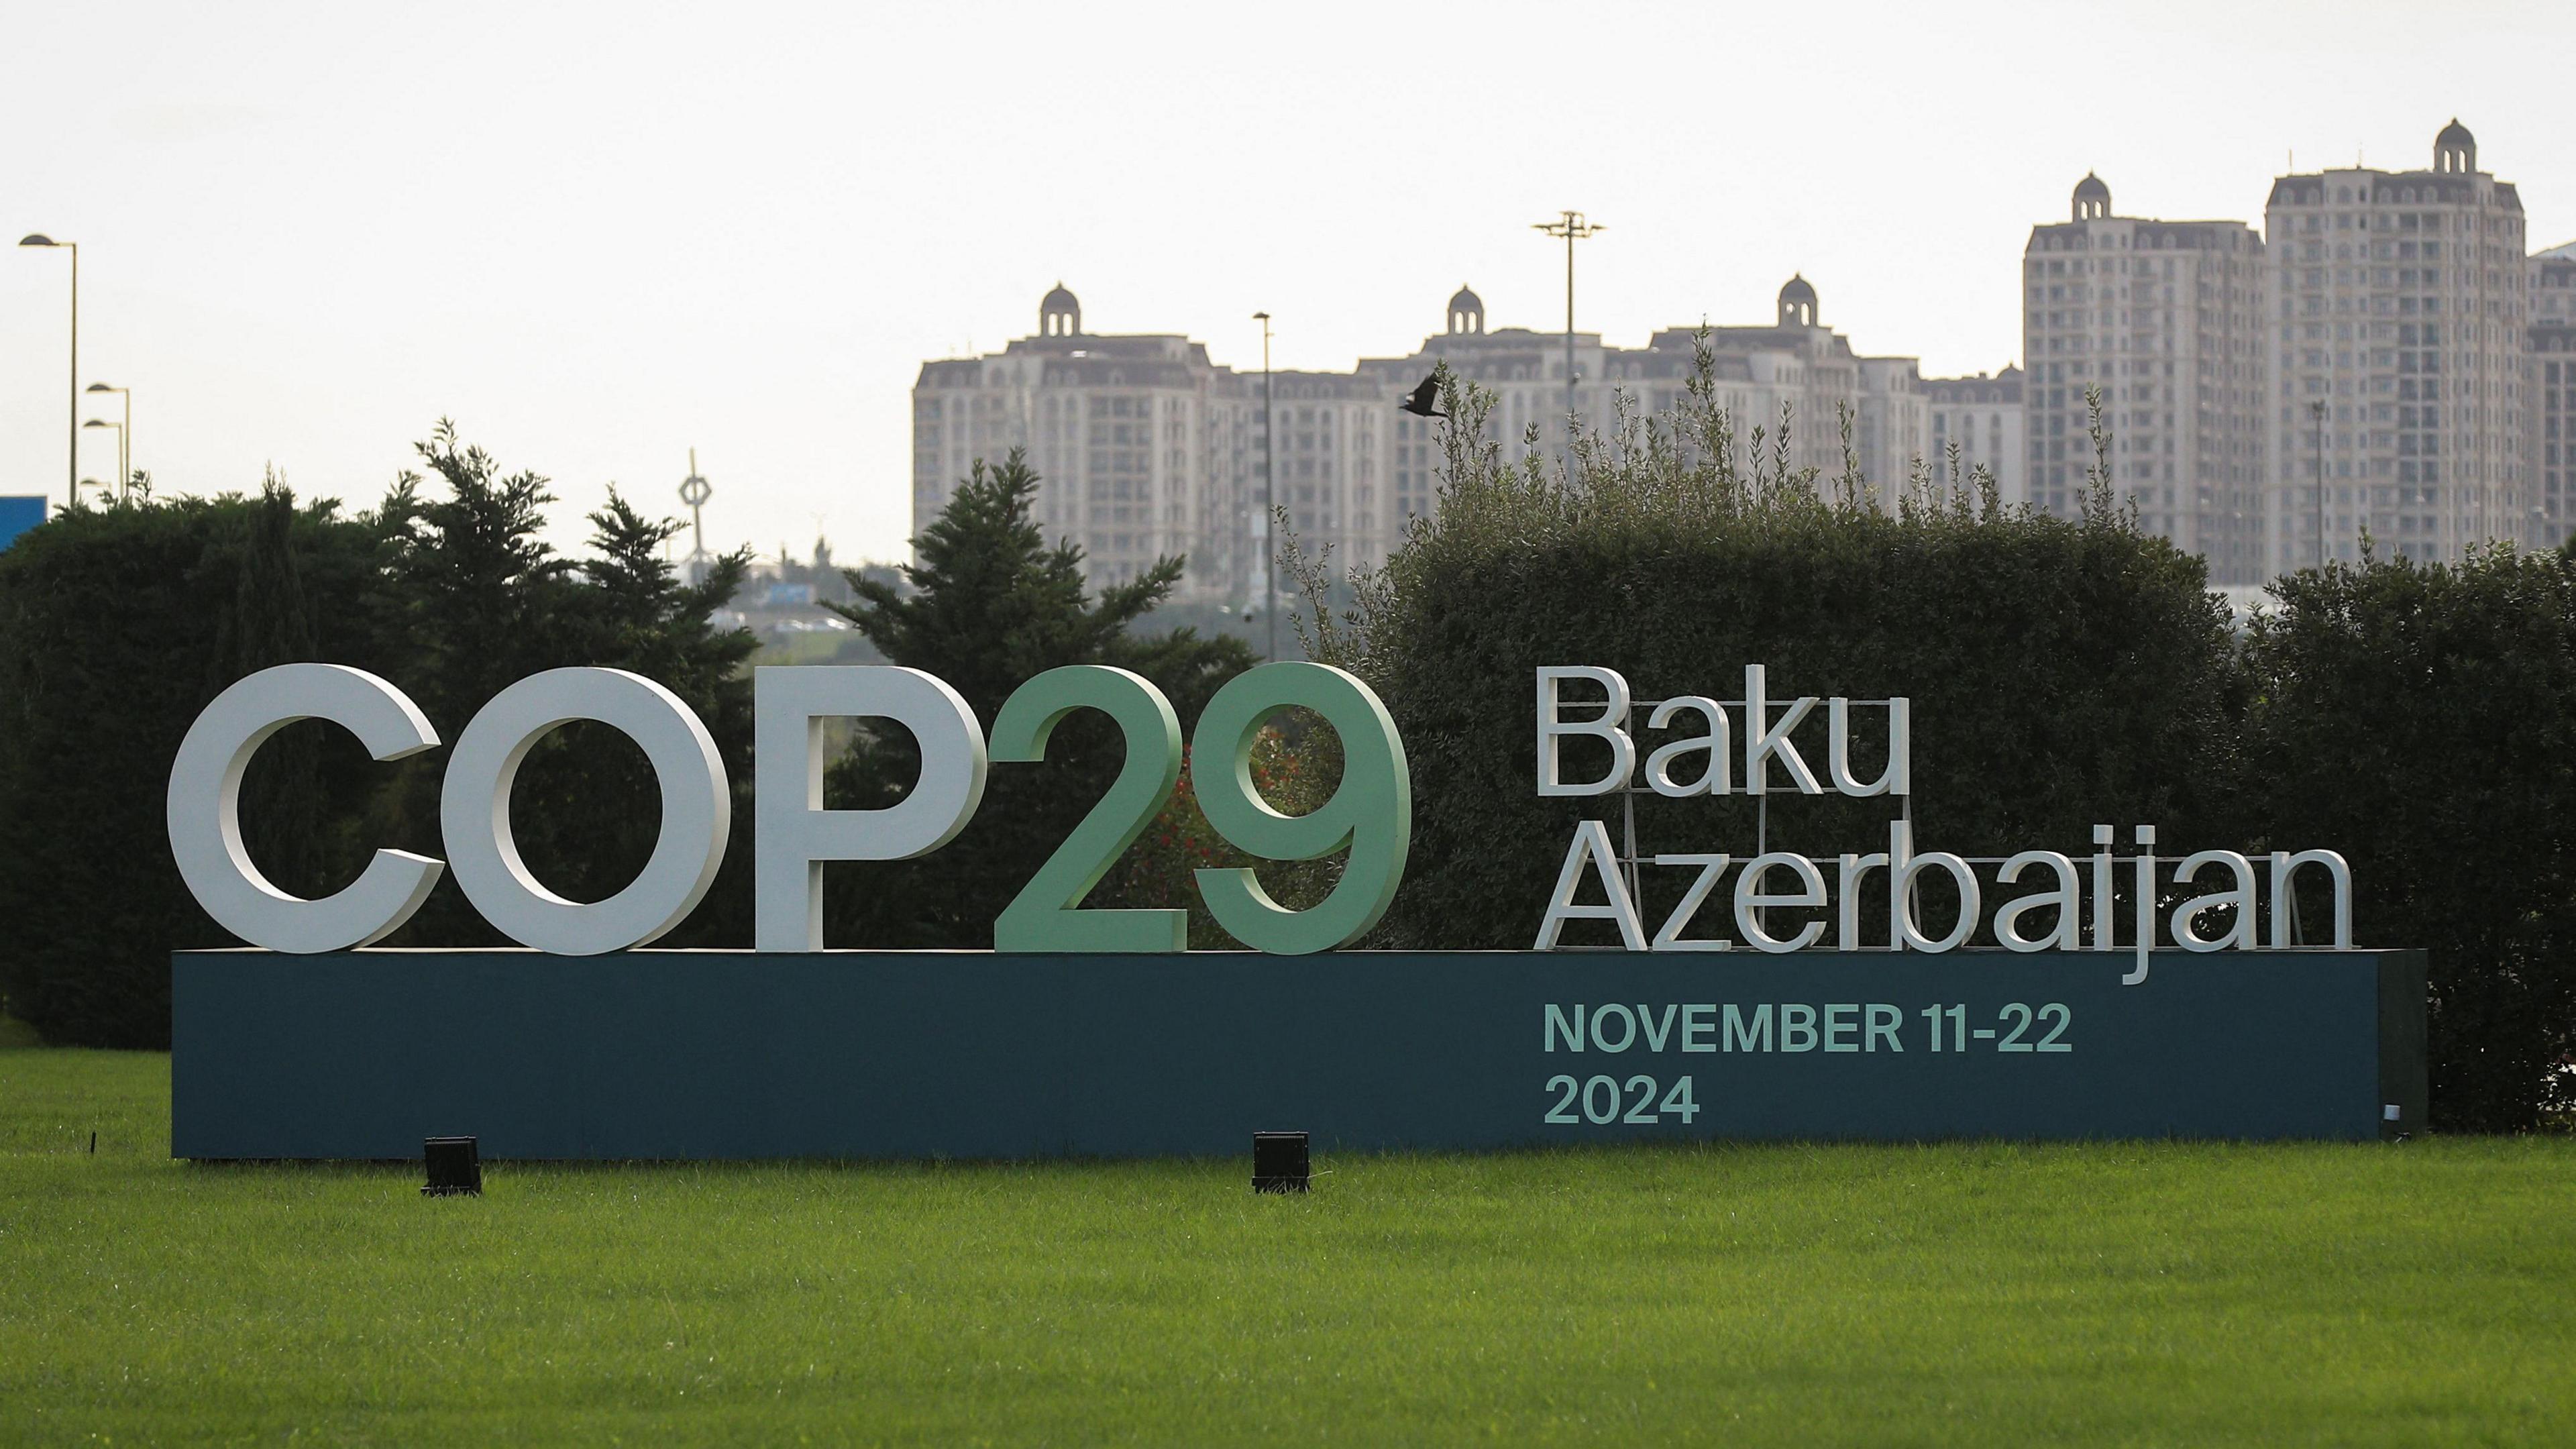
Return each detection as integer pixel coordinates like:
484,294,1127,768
3,1049,2573,1446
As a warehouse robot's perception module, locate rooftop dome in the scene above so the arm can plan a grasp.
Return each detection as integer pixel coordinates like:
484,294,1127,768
1446,284,1485,336
1040,282,1080,337
1777,274,1818,328
2072,172,2111,221
2435,119,2477,174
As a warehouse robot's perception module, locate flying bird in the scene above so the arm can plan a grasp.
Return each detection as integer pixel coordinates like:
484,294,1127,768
1399,374,1448,419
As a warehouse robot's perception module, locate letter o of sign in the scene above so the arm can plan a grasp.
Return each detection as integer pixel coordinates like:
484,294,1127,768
439,667,730,955
166,663,446,953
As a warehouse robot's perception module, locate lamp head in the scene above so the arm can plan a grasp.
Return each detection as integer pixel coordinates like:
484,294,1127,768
83,419,113,429
86,382,116,393
18,235,58,248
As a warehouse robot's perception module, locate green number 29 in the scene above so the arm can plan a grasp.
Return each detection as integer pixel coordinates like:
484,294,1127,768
986,661,1409,955
1190,661,1410,955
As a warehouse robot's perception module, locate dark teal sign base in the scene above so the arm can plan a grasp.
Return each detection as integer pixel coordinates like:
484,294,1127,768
170,949,2426,1160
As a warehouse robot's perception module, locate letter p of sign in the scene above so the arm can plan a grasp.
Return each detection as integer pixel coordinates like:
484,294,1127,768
755,666,987,951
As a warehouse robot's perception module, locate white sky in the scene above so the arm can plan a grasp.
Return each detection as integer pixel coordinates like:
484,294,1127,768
3,1,2570,568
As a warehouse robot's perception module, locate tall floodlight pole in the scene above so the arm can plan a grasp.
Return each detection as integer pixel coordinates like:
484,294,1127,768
87,382,129,500
678,449,713,586
19,236,77,511
1531,211,1604,446
2309,399,2327,568
1253,311,1276,662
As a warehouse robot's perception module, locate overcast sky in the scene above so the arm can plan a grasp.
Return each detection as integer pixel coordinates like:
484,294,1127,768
3,1,2569,568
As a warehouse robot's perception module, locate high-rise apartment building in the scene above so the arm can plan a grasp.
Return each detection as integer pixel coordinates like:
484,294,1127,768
2534,248,2576,547
1922,368,2026,506
2022,174,2269,583
910,285,1258,601
913,280,1927,605
1389,280,1927,500
2263,121,2530,567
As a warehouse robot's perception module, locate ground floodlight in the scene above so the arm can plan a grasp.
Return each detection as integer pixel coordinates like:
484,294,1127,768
1252,1130,1309,1193
423,1136,481,1196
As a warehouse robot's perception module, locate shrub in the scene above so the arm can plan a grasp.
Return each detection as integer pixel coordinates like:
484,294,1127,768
1311,360,2245,953
822,449,1261,947
0,425,758,1046
0,488,387,1044
2245,545,2576,1130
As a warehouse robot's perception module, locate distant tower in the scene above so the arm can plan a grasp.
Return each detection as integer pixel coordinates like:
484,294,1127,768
1040,282,1081,337
1446,284,1485,336
678,449,712,586
2072,172,2111,221
1777,274,1819,328
2434,118,2477,174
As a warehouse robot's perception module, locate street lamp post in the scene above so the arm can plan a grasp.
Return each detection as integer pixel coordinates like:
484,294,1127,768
19,235,77,511
86,382,129,500
2309,400,2327,568
1252,310,1275,663
1531,211,1604,448
82,420,122,504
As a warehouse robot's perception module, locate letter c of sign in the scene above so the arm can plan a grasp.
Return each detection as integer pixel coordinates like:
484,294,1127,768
166,663,446,953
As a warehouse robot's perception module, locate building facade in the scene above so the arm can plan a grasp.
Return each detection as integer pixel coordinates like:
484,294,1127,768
910,285,1259,602
2262,121,2531,568
2023,174,2269,583
912,280,1928,606
2534,248,2576,547
1922,368,2026,506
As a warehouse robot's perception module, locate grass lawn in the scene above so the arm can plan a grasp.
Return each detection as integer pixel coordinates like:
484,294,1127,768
2,1046,2573,1446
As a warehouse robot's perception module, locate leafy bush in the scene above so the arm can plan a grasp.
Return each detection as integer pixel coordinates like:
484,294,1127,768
1313,360,2244,953
0,488,386,1045
0,427,757,1046
2245,546,2576,1130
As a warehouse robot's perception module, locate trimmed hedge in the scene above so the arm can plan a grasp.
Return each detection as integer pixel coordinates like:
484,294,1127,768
1338,372,2243,956
2245,549,2576,1130
0,490,386,1045
1320,364,2576,1129
0,428,757,1047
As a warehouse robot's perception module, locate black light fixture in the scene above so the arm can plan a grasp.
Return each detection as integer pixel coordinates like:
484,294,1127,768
423,1135,482,1196
1252,1130,1309,1193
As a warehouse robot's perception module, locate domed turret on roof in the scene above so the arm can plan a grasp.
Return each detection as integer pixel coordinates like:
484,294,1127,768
1777,274,1818,329
1040,282,1081,337
2435,119,2477,174
2072,172,2111,222
1447,284,1485,336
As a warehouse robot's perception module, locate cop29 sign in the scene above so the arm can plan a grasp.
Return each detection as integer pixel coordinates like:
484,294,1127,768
166,659,2425,1160
167,659,1406,958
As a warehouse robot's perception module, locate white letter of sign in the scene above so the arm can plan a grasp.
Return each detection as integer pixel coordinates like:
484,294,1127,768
1741,665,1822,796
1536,666,1633,796
167,663,444,953
1533,820,1646,950
754,666,986,951
439,667,729,955
1644,697,1729,797
1826,696,1909,797
2171,849,2259,952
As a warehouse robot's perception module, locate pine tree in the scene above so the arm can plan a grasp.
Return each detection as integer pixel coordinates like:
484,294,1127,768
823,448,1253,946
